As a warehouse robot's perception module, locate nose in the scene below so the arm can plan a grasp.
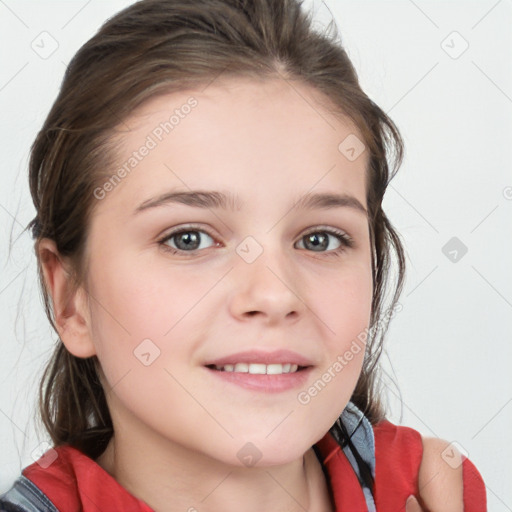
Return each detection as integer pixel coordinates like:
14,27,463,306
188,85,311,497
228,244,305,326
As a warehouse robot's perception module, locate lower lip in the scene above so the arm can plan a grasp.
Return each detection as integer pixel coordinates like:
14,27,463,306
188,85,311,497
204,366,313,393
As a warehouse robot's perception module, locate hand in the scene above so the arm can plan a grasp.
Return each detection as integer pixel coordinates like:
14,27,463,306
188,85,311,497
406,495,429,512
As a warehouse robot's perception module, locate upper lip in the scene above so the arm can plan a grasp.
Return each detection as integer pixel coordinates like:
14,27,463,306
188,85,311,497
204,349,314,367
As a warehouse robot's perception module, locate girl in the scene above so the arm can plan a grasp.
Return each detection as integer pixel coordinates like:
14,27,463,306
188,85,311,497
0,0,486,510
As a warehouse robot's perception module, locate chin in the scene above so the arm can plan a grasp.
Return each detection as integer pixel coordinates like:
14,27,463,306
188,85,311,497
222,436,310,469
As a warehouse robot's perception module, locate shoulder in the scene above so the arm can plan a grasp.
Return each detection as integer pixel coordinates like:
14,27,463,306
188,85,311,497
372,419,486,510
417,436,464,512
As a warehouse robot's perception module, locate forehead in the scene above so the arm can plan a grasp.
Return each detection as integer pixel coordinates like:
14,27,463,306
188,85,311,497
99,76,368,214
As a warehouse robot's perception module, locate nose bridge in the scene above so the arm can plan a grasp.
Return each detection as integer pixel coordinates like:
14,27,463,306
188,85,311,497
230,233,303,320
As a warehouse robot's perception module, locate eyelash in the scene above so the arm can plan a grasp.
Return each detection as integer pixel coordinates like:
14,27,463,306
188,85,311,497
157,224,354,258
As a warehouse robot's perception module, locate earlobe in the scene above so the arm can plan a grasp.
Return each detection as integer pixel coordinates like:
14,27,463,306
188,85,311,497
38,238,97,359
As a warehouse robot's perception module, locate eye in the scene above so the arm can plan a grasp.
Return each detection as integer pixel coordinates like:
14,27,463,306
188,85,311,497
157,225,354,257
295,228,354,257
158,226,217,254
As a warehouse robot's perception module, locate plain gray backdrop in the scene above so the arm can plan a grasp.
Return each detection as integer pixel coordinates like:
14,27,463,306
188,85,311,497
1,0,511,508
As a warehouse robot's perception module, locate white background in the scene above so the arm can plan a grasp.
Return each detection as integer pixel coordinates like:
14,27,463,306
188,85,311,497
1,0,511,508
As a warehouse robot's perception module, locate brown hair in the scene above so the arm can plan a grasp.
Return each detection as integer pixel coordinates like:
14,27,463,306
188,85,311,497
26,0,405,463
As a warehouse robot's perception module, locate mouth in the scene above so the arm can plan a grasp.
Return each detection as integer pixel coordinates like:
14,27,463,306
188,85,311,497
205,363,310,374
202,349,315,392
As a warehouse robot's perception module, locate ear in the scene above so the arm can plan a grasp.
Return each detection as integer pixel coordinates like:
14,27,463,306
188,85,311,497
38,238,97,359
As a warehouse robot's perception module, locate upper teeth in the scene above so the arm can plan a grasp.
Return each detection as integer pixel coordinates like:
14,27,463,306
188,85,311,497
214,363,299,374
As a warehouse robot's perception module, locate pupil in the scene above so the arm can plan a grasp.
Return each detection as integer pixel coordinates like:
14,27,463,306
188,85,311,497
177,231,200,250
307,233,327,251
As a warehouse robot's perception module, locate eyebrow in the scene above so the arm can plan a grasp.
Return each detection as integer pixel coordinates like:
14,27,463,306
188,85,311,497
134,190,368,216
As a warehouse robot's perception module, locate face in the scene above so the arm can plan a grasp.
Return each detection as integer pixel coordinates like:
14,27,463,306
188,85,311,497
82,77,373,467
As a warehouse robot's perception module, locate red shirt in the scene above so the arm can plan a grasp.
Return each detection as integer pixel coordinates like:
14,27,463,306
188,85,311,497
20,420,486,511
315,419,487,511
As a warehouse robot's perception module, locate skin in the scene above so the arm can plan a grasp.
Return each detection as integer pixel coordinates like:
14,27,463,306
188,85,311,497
411,437,465,512
39,77,463,511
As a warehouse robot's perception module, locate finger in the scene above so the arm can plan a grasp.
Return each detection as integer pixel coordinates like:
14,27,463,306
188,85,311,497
406,495,423,512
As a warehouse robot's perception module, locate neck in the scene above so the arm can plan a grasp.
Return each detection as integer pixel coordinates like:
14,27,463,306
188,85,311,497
95,432,334,512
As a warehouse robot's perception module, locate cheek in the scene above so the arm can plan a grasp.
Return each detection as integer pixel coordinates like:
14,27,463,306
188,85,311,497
86,253,222,408
300,262,372,413
313,260,373,347
88,253,213,344
87,259,213,446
